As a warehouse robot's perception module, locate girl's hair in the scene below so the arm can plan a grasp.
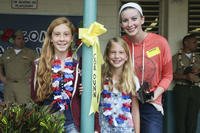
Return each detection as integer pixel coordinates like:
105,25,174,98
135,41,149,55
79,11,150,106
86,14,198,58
36,17,75,101
102,37,136,95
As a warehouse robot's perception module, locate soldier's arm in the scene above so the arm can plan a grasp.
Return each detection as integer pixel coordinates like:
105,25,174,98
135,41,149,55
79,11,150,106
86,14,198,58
0,65,6,84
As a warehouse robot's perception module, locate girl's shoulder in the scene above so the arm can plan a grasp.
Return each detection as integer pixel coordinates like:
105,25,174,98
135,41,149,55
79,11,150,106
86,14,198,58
34,58,40,64
32,58,40,69
71,54,81,64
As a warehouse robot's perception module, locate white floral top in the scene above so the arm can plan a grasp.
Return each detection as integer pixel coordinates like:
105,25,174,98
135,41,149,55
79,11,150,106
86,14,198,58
99,82,134,129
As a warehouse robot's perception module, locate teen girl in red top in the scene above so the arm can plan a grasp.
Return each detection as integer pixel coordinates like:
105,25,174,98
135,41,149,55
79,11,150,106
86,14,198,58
119,2,173,133
32,17,99,133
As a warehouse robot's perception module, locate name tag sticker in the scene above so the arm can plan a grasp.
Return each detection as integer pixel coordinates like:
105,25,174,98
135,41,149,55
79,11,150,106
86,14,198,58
146,47,160,58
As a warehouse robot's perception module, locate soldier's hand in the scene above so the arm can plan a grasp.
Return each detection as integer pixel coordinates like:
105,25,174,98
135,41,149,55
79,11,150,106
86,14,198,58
187,73,200,82
192,67,200,75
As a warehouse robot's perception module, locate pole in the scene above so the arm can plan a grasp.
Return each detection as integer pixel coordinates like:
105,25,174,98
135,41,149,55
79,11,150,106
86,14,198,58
81,0,97,132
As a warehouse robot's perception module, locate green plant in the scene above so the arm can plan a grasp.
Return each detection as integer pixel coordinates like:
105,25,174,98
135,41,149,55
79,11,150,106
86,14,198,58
0,102,65,133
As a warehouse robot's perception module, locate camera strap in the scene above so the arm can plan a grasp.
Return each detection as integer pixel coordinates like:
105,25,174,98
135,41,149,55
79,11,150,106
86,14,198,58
132,42,145,85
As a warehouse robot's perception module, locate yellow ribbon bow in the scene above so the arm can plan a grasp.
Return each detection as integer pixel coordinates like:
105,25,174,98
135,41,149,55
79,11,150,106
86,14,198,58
79,22,107,114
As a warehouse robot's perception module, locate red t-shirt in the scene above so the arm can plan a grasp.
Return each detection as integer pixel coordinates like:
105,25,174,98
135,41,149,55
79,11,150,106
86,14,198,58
123,33,173,105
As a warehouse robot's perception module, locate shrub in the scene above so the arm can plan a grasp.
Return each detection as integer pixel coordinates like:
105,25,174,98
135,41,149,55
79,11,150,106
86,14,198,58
0,102,65,133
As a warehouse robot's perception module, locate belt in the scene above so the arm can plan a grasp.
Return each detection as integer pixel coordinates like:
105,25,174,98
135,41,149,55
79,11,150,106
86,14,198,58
176,81,200,87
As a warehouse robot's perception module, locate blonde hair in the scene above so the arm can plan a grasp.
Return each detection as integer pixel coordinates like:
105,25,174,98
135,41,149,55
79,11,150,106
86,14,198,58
102,37,136,95
36,17,75,101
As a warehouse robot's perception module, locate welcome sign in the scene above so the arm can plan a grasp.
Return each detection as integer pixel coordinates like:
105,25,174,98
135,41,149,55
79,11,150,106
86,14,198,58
0,14,82,56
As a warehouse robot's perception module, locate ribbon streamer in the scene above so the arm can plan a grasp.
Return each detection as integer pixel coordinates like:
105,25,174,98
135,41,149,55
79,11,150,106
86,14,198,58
79,22,107,114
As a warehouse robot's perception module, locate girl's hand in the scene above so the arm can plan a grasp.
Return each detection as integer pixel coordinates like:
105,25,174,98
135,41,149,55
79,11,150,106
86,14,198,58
148,86,164,102
78,83,83,95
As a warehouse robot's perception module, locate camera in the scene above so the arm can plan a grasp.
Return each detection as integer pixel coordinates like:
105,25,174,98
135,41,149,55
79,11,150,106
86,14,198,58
137,82,154,104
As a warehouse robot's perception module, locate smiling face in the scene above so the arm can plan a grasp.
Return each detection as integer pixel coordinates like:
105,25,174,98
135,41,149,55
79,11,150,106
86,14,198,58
51,24,73,54
120,8,144,37
108,41,128,70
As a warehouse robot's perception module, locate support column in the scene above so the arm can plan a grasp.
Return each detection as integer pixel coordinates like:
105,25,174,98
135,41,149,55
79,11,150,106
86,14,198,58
81,0,97,132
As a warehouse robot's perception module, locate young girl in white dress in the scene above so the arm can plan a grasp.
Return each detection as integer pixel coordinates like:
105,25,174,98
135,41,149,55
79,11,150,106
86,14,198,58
99,37,140,133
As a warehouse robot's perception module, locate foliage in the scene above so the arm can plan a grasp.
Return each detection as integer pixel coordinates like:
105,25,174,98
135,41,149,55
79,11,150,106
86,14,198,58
0,102,65,133
0,28,14,43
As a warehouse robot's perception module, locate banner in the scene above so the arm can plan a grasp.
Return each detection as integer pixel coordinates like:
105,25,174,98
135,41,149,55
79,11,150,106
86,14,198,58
0,14,82,56
79,22,107,114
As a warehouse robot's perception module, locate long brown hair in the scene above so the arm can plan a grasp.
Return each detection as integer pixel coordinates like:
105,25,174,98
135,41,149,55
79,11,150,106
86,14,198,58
36,17,75,101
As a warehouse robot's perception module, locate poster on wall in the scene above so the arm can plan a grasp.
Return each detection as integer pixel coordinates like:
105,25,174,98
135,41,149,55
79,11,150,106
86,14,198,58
0,14,83,56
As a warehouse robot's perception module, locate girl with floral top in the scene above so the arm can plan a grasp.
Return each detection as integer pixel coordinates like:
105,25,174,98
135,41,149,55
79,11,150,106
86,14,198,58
32,17,82,133
99,37,140,133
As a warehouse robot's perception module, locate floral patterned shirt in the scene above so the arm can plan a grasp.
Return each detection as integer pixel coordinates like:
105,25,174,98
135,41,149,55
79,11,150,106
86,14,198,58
99,82,134,130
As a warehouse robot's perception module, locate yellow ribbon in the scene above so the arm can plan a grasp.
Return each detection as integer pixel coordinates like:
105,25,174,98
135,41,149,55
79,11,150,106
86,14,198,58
79,22,107,114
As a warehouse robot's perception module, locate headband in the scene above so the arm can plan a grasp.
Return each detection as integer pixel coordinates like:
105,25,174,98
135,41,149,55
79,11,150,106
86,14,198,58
119,2,143,16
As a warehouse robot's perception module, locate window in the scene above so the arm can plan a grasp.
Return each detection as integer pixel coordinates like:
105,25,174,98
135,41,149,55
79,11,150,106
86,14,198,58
120,0,160,35
188,0,200,51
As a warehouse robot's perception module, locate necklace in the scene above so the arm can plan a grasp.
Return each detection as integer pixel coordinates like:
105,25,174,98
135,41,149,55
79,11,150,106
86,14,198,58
101,80,132,126
178,50,196,67
51,58,76,111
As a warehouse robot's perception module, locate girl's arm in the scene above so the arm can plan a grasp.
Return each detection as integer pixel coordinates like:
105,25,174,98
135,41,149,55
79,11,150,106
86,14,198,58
132,96,140,133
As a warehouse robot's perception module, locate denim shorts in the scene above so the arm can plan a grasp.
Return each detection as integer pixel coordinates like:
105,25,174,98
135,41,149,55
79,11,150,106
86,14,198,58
64,123,79,133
